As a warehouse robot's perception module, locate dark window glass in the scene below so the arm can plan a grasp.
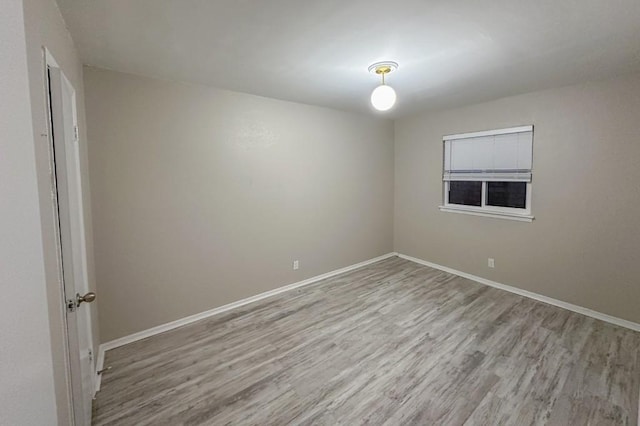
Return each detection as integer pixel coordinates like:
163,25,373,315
487,182,527,209
449,181,482,207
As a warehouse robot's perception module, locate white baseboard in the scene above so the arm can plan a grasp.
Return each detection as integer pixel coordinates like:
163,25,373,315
95,250,640,393
94,252,396,391
396,252,640,332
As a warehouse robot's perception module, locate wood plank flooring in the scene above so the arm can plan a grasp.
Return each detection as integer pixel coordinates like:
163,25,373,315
93,256,640,425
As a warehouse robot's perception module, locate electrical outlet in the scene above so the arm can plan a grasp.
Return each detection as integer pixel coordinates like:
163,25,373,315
293,260,299,270
488,258,495,268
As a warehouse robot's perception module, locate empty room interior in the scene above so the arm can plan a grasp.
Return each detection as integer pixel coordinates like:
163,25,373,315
3,0,640,425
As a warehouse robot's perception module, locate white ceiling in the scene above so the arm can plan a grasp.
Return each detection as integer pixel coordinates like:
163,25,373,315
57,0,640,117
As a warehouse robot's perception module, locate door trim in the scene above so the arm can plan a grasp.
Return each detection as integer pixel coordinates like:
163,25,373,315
43,47,77,426
44,47,95,425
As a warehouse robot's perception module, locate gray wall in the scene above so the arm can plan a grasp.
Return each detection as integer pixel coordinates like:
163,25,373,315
394,73,640,324
84,67,395,342
0,0,57,423
22,0,99,421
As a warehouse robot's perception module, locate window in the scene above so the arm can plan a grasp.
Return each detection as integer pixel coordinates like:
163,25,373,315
486,181,526,209
440,126,534,222
448,181,482,206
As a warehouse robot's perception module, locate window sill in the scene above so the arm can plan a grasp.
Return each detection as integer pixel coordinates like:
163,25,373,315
438,205,534,222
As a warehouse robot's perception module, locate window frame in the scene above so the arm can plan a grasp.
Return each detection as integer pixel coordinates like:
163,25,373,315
439,125,535,222
441,180,533,222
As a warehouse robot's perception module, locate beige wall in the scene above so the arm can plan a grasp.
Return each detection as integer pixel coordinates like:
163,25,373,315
84,67,395,342
22,0,98,422
0,0,57,423
394,73,640,324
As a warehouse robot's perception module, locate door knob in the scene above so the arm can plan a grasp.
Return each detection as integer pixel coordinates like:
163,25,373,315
76,292,96,306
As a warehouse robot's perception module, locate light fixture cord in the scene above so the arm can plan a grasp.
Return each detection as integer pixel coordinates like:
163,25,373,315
382,72,385,85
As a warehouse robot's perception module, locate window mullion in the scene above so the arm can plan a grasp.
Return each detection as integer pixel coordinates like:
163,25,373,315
481,181,487,208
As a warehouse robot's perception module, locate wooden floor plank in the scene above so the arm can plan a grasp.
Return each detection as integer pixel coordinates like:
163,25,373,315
93,257,640,425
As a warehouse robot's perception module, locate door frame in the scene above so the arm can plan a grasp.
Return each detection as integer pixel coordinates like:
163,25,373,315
43,47,95,426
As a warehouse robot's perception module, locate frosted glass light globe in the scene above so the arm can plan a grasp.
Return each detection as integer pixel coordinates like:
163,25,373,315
370,84,397,111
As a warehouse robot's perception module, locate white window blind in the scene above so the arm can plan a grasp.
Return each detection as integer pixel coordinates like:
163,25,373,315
443,125,533,182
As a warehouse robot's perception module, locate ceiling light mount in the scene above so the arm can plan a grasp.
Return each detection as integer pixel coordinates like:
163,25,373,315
368,61,399,75
368,61,399,112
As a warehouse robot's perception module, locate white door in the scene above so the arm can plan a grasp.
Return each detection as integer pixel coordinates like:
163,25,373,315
48,65,96,426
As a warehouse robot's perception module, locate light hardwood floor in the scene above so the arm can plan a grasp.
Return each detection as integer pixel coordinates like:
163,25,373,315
93,256,640,425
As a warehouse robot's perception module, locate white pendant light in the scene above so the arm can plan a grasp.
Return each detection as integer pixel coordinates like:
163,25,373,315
370,85,396,111
368,61,398,111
